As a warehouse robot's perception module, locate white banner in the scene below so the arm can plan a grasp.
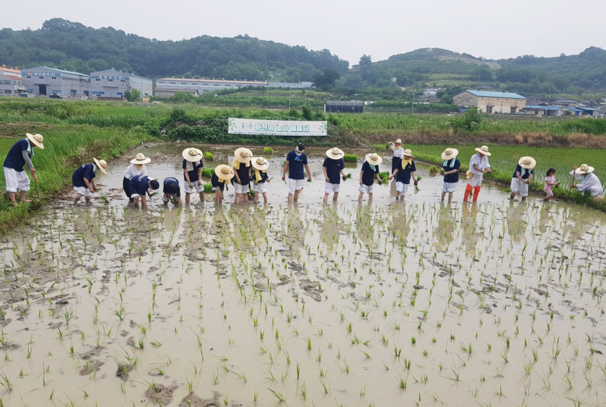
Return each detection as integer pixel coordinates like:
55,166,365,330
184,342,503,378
228,118,327,137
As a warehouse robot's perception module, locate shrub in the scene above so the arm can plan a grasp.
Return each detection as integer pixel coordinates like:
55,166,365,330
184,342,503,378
204,151,214,161
201,168,214,178
264,147,274,154
343,154,358,162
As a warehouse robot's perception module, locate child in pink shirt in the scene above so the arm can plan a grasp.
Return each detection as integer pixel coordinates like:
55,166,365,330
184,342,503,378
543,168,559,201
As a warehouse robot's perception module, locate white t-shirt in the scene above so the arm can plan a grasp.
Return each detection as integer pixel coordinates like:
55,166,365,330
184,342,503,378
391,144,404,159
570,171,603,195
469,154,490,176
124,164,148,180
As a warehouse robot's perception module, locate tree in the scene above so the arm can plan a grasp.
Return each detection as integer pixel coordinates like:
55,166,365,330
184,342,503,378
440,94,453,104
312,69,341,90
359,54,372,69
470,66,493,81
124,88,141,102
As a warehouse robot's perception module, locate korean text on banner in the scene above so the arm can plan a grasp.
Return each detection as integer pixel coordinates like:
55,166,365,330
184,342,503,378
228,118,327,137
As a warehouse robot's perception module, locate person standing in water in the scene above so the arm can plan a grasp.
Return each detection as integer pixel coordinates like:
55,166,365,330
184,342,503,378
212,165,234,205
510,156,536,202
440,148,460,204
182,148,205,205
390,139,404,173
570,164,603,197
162,177,181,207
233,147,253,204
251,157,271,204
123,153,150,203
72,158,107,205
3,133,44,206
282,143,312,204
323,147,347,203
389,149,416,201
358,153,382,202
129,175,160,210
464,145,492,202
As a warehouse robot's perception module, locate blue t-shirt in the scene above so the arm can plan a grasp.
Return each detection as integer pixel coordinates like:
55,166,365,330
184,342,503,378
323,157,344,185
182,159,204,182
235,164,251,185
254,170,269,184
512,164,534,180
442,158,461,183
72,163,96,187
286,150,308,180
396,160,416,184
361,161,379,186
163,177,180,197
3,139,30,172
129,175,150,196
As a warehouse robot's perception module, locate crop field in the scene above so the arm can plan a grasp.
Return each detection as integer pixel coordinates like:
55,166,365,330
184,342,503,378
0,145,605,406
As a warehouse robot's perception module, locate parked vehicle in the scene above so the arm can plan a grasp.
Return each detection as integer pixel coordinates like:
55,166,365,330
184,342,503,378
49,93,62,99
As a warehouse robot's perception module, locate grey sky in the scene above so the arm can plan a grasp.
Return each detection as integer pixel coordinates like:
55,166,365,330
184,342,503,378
5,0,606,66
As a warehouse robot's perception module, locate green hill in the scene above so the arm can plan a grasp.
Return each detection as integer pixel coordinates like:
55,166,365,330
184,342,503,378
0,18,349,81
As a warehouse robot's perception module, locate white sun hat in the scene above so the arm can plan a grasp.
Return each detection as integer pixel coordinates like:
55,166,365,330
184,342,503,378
575,164,595,175
403,149,414,158
518,156,536,170
251,157,270,171
130,153,151,165
93,158,108,175
441,148,459,161
234,147,253,163
326,147,344,160
26,133,44,149
365,153,383,166
182,148,203,162
214,164,235,180
475,145,491,156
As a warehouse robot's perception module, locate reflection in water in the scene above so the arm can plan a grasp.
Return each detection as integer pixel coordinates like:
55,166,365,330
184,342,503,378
434,204,456,251
320,204,340,251
282,204,309,253
461,203,482,255
390,203,410,246
506,201,527,244
538,206,553,234
356,203,377,250
162,205,182,234
250,205,269,250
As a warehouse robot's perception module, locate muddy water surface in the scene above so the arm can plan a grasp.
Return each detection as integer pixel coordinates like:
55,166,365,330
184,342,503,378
0,144,604,406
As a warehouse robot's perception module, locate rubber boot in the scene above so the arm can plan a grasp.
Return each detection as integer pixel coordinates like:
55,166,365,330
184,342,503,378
463,184,473,202
473,186,481,202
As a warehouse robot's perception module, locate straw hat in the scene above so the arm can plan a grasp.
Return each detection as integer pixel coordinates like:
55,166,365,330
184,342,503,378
394,139,402,145
26,133,44,149
251,157,270,171
518,156,536,170
365,153,383,165
130,153,151,165
93,158,108,175
182,148,203,162
326,147,344,160
475,145,491,156
214,164,235,180
234,147,253,163
441,148,459,161
575,164,595,175
403,149,414,158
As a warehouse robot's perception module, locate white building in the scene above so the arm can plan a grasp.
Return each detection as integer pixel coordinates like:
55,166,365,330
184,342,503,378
0,74,26,97
422,87,441,96
90,69,153,98
155,78,268,97
22,66,90,98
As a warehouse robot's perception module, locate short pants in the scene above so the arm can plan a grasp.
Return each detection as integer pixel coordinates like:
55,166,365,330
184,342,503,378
234,183,249,194
74,186,91,197
324,182,340,194
288,179,304,195
442,182,457,193
184,181,204,194
253,183,268,194
396,182,409,194
510,178,529,197
358,184,374,194
4,167,30,193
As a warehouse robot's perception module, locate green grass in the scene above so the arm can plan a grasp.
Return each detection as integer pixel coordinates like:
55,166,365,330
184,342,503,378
343,154,358,162
204,152,214,161
201,168,214,178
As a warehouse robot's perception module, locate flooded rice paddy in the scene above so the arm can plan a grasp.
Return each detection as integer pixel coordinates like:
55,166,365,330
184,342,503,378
0,144,605,406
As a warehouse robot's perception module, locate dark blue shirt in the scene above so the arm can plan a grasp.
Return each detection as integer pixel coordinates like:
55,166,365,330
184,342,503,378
442,158,461,183
163,177,180,197
513,164,534,180
72,163,96,188
254,170,269,184
361,161,379,186
182,159,203,182
3,139,29,172
323,157,344,185
235,164,251,185
129,175,150,196
396,160,416,184
286,150,308,180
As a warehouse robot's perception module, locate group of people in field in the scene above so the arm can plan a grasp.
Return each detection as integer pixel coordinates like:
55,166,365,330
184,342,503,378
3,134,603,208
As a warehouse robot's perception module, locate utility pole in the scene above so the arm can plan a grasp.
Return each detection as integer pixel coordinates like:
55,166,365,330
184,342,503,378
288,83,291,110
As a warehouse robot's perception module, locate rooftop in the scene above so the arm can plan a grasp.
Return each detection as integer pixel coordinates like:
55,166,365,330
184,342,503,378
22,66,89,77
157,78,268,85
462,90,526,99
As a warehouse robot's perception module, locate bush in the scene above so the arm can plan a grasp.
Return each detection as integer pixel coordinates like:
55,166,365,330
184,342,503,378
201,168,214,178
450,106,482,132
264,147,274,154
204,151,214,161
343,154,358,162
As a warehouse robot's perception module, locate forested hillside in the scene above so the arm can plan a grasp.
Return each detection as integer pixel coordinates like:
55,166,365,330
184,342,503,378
0,19,349,81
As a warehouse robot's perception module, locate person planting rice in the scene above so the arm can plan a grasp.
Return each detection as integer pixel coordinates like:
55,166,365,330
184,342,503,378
129,174,159,210
440,148,460,204
3,133,44,207
251,157,271,204
510,156,536,202
323,147,347,203
389,149,417,201
390,139,404,173
162,177,181,207
282,143,312,204
570,164,603,197
182,148,205,205
464,145,492,202
72,158,107,205
233,147,253,204
123,153,150,203
543,168,559,202
359,153,382,202
212,165,234,205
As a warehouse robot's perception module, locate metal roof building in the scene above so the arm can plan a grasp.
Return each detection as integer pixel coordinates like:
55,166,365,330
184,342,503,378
324,101,364,113
454,90,526,114
22,66,90,97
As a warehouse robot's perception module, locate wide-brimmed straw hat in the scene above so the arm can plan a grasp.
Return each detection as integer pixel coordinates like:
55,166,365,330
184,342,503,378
365,153,383,165
441,148,459,161
575,164,595,175
26,133,44,149
130,153,151,165
403,149,414,158
182,148,203,162
251,157,270,171
234,147,253,163
475,145,491,156
326,147,344,160
394,139,402,145
215,164,235,180
518,156,536,170
93,158,108,175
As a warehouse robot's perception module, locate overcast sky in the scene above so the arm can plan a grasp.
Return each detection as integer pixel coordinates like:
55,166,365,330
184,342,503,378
5,0,605,66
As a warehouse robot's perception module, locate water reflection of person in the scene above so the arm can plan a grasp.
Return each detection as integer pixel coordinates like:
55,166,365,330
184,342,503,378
212,206,230,246
282,204,309,253
506,200,527,244
461,202,482,255
163,205,182,234
434,204,456,252
250,204,269,250
538,205,552,234
356,203,377,250
320,203,340,251
232,205,254,251
390,204,410,247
